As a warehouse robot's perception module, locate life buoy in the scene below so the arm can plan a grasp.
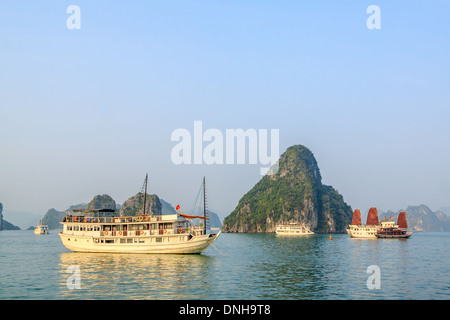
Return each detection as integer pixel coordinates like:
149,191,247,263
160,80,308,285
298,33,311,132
84,218,88,223
119,231,122,236
140,230,144,235
105,231,109,236
163,229,167,234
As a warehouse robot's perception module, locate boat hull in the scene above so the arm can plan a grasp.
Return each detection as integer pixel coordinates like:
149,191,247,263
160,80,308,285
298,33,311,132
34,229,49,235
376,232,412,239
276,231,314,236
59,232,220,254
346,225,378,238
275,224,314,236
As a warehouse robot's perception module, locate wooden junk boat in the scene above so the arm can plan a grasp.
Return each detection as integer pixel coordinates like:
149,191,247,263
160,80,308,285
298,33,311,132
376,212,412,239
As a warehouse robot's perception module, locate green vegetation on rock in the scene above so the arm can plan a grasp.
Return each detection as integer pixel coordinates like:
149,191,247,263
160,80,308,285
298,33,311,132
87,194,116,211
118,193,162,216
222,145,353,233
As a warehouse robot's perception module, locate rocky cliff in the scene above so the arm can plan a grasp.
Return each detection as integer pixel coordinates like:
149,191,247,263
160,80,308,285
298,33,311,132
380,205,450,232
0,202,21,231
87,194,116,210
119,193,162,216
222,145,353,233
38,194,222,229
160,199,177,215
42,208,66,230
42,203,88,229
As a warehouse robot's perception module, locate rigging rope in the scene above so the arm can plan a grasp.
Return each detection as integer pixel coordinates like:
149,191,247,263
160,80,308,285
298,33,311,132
211,242,225,256
188,181,204,216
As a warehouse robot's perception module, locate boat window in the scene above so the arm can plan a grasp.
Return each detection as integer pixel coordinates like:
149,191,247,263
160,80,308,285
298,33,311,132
163,223,173,230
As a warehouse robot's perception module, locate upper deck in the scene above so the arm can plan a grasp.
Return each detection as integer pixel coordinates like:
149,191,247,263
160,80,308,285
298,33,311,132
380,218,397,229
62,213,180,224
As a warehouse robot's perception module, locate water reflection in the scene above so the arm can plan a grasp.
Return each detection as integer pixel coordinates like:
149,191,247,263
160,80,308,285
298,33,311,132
55,233,450,300
242,234,347,299
59,252,217,299
241,234,416,299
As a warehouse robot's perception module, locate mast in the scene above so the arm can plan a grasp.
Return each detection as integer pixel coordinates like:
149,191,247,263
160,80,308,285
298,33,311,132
142,173,148,215
203,176,207,234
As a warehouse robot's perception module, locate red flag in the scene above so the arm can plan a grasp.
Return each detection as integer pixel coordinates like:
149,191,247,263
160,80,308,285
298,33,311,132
176,205,180,211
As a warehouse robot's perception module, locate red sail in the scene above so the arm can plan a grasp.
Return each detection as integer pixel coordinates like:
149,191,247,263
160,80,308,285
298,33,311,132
352,209,362,225
397,211,408,229
366,207,379,225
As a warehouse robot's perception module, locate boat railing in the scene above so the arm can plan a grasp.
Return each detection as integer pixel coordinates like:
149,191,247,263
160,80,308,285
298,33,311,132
63,215,165,224
98,229,176,237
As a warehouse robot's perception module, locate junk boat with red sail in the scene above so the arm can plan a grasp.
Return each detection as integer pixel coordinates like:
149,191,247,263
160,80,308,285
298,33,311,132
58,175,220,254
347,208,412,239
346,208,380,238
376,212,412,239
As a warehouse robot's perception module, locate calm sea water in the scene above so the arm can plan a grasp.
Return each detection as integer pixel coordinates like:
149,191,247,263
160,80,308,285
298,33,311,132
0,230,449,300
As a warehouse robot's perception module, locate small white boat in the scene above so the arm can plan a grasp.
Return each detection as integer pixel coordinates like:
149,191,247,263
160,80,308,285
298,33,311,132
275,223,314,236
34,222,49,235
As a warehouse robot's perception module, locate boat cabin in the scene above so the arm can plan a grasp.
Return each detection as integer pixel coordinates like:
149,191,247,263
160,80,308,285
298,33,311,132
61,209,208,239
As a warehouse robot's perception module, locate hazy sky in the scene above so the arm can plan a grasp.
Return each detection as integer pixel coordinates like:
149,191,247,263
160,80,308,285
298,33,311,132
1,1,449,220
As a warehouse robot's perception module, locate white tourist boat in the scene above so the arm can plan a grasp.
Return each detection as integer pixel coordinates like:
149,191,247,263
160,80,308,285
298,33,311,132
58,176,220,254
275,223,314,236
346,224,379,238
34,221,49,235
346,208,379,238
